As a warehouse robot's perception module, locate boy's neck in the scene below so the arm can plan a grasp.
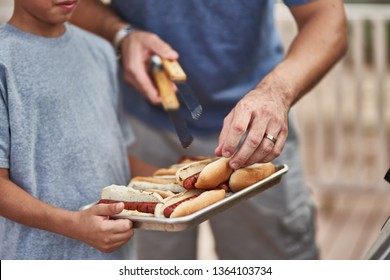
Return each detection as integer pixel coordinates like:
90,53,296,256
8,16,66,38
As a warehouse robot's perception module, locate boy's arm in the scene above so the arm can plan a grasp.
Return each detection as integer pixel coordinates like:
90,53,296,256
0,168,134,253
128,156,159,177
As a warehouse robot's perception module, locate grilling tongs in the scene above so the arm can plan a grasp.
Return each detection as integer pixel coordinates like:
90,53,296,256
160,58,203,120
150,55,193,148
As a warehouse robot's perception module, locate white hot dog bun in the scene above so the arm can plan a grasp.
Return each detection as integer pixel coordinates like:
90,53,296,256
195,157,234,189
154,188,226,218
176,157,276,192
176,157,234,190
228,162,276,192
99,185,164,215
175,157,218,187
100,184,163,202
129,176,186,193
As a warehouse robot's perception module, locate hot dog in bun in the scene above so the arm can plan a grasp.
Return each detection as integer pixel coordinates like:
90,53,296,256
176,157,277,192
98,185,226,218
154,188,226,218
152,157,216,178
176,157,234,190
229,162,276,192
98,184,164,216
128,176,186,196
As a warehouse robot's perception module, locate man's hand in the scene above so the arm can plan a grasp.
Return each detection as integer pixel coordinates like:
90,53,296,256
121,30,178,104
215,75,290,170
215,0,347,170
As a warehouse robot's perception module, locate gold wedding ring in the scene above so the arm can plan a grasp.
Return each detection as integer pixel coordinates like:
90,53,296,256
264,133,277,144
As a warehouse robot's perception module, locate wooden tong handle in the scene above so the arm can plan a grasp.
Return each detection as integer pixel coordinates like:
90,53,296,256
152,69,180,110
161,58,187,83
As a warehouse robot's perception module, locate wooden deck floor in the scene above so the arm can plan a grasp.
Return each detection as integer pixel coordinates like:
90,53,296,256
197,188,390,260
314,189,390,260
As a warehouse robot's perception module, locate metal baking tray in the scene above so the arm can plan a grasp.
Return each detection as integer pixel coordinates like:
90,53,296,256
80,164,288,232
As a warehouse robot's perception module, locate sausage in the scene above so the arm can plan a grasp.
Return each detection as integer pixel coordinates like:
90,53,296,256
163,193,202,218
98,199,157,214
182,172,200,190
217,182,230,192
183,172,230,192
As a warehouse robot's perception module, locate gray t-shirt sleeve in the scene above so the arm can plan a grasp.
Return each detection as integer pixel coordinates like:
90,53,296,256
0,77,9,168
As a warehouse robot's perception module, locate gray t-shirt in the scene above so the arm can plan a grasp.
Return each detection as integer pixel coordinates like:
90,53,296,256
0,23,135,259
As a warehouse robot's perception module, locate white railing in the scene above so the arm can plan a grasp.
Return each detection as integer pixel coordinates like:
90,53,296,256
276,3,390,192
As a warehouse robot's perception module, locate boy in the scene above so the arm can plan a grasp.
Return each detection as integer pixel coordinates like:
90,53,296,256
0,0,146,259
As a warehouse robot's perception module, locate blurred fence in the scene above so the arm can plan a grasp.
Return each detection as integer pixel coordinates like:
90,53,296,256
276,3,390,192
0,0,12,23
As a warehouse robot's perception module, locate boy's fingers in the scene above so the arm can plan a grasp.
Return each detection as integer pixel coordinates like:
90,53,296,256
92,202,124,216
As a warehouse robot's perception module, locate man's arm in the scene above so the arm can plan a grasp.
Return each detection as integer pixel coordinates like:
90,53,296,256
216,0,348,169
274,0,348,105
71,0,126,42
71,0,178,103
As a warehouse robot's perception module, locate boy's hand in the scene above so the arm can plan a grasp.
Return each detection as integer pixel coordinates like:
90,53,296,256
73,202,134,253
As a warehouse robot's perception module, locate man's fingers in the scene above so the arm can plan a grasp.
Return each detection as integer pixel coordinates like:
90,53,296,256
215,112,233,156
261,129,287,163
229,125,269,169
120,31,179,103
146,33,178,59
129,70,161,104
220,108,252,159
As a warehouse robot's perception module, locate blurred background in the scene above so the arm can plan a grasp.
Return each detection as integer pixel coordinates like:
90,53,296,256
275,0,390,260
1,0,389,260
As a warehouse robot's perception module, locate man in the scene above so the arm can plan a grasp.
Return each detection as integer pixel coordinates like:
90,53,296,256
72,0,348,259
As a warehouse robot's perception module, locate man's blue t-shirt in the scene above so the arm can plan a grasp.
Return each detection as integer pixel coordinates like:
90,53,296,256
111,0,311,135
